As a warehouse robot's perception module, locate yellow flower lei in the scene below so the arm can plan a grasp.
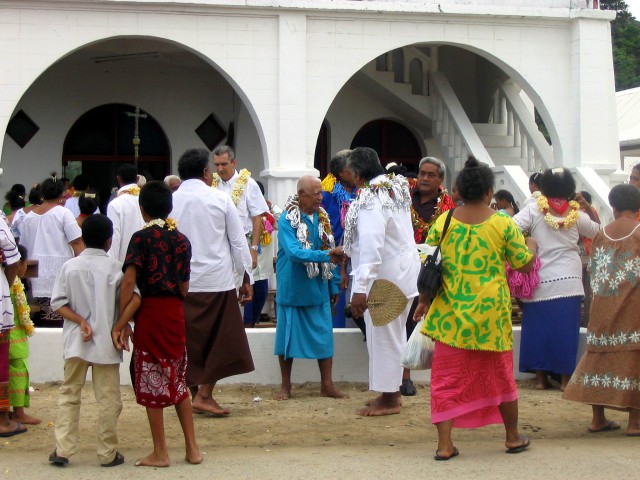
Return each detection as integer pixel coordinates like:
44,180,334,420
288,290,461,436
211,169,251,206
537,195,580,230
118,186,140,197
11,278,34,337
142,217,177,231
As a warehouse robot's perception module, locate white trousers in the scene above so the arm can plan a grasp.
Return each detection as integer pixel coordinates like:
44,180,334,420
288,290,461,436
365,299,412,392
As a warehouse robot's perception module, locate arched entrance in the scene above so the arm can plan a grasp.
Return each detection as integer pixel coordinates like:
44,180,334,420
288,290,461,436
63,103,170,210
350,119,422,171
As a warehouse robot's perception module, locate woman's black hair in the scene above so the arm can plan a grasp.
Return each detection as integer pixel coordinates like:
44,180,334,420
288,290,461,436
139,181,172,219
78,192,98,216
4,190,25,211
529,172,542,187
454,156,494,202
608,184,640,213
17,244,27,262
40,178,65,201
580,190,593,205
72,174,91,191
540,168,576,199
11,184,26,197
28,186,43,205
494,189,520,214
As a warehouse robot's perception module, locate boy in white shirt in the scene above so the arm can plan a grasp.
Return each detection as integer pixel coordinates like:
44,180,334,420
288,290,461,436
48,214,138,467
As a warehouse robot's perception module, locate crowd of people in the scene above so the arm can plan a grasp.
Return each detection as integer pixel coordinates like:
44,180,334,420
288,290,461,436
1,148,639,467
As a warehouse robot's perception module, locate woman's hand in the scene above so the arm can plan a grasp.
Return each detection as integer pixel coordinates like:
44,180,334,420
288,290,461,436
413,294,431,322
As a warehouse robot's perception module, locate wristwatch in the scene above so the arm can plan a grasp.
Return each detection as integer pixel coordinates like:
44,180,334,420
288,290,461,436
250,245,259,251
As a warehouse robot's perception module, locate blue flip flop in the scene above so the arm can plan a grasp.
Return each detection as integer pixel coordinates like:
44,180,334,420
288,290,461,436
506,435,530,454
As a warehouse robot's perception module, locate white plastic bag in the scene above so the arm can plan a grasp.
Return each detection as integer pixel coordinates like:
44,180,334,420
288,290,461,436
401,317,434,370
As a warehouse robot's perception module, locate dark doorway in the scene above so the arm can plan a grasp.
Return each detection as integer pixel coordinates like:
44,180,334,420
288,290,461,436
62,103,170,211
350,119,422,172
313,120,329,179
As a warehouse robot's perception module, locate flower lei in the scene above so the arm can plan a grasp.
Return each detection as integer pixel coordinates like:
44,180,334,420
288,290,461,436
118,186,140,197
537,195,580,230
260,211,275,246
11,278,34,336
142,217,177,231
342,174,412,255
408,180,455,243
211,169,250,206
283,194,336,280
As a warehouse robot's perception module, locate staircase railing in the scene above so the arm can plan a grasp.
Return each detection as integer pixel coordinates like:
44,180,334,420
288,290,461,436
491,81,554,172
430,71,493,171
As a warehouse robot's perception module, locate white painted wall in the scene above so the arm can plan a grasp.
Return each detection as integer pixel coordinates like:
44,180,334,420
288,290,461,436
28,326,588,386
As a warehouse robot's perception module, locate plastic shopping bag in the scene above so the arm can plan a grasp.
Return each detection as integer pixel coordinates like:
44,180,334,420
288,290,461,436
401,317,434,370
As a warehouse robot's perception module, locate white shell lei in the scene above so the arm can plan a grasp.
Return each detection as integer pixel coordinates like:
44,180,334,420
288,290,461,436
283,195,336,280
342,174,412,256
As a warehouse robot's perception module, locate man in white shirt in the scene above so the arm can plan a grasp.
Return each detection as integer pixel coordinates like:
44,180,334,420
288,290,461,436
211,145,268,270
343,147,421,417
106,164,144,264
171,148,254,416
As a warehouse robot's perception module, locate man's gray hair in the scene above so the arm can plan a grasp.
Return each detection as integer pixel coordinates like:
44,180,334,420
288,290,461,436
164,175,181,185
419,157,446,178
213,145,236,161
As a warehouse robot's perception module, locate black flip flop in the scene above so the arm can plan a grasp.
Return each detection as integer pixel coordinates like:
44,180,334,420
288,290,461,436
0,422,27,438
506,435,530,454
434,447,459,461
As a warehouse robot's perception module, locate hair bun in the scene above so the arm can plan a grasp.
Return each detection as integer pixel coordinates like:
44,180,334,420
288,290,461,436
464,156,480,169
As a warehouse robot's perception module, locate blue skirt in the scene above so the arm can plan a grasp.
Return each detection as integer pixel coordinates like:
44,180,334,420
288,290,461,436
275,302,333,360
519,296,581,375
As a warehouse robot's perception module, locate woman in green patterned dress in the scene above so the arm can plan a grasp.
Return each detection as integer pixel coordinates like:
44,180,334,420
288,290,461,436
414,157,538,460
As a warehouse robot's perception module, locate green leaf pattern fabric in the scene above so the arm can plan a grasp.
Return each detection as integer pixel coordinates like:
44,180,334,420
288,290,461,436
421,211,533,352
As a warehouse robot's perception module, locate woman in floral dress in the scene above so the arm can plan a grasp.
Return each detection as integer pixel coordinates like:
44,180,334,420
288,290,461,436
563,184,640,435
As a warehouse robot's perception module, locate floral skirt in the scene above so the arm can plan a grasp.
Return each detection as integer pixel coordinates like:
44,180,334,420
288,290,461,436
131,296,188,409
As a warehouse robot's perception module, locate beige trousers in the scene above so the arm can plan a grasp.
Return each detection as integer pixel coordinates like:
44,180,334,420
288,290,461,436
54,357,122,464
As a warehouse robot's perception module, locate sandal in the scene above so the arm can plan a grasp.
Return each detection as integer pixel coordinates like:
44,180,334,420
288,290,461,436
505,435,530,454
48,450,69,466
434,447,459,461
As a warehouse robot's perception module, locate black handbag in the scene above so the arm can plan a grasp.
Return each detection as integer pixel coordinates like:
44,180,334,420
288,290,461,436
417,208,455,300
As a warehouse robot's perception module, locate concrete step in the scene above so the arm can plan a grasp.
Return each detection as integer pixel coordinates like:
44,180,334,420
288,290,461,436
473,123,507,136
479,134,514,147
487,146,524,158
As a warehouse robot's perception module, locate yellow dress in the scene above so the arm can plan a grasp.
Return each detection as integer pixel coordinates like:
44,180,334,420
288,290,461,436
422,211,532,352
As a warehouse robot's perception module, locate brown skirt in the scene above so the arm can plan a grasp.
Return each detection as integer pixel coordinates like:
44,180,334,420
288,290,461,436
183,290,254,387
564,349,640,410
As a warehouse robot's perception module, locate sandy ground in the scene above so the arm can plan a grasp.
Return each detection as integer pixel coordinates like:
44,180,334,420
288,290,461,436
1,380,638,479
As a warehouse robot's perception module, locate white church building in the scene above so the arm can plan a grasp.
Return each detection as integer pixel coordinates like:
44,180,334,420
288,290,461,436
0,0,624,384
0,0,624,221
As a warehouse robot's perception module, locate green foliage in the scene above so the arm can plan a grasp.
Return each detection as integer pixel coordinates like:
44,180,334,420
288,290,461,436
600,0,640,90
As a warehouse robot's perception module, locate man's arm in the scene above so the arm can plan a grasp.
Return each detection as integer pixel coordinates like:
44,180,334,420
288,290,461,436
249,215,263,269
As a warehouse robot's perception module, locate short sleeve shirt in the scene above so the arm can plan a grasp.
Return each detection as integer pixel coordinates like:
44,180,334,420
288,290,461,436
422,211,533,352
124,226,191,298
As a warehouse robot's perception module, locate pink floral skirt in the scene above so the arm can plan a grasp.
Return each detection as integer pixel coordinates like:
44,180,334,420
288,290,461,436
430,341,518,428
131,296,188,408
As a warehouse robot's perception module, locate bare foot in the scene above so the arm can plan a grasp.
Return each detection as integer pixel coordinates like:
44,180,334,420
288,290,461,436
134,453,170,468
320,385,347,399
275,385,291,401
185,450,203,465
12,413,42,425
365,395,401,407
356,394,402,416
191,397,230,416
535,382,550,390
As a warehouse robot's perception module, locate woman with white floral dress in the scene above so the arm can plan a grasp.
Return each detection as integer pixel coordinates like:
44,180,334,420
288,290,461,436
564,184,640,436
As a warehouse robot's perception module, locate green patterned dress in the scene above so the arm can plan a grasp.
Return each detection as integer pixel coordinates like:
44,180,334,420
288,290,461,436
421,211,533,352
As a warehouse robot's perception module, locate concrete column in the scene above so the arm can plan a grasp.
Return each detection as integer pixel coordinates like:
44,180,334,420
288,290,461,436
569,16,619,170
261,12,316,208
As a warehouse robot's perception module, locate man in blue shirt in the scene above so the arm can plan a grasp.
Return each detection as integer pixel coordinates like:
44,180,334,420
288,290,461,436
274,176,345,400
